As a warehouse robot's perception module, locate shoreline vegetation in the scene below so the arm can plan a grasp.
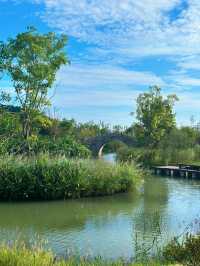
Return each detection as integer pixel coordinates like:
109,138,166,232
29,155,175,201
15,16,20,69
0,244,165,266
0,234,198,266
0,232,199,266
0,155,143,201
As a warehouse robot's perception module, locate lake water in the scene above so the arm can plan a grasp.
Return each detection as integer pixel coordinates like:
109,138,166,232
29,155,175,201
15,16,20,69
0,155,200,259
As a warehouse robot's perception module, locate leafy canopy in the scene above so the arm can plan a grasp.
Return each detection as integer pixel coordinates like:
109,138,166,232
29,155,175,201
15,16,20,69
133,86,178,148
0,26,69,139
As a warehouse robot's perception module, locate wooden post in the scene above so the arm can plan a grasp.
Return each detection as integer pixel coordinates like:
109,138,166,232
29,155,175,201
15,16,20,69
180,171,184,178
156,169,161,175
192,172,196,179
185,171,188,178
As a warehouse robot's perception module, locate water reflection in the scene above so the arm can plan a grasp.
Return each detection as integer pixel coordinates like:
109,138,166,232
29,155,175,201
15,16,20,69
0,173,200,259
102,153,116,164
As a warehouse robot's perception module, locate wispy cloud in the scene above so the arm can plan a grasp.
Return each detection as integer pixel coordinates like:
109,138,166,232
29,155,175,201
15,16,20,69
56,64,164,89
2,0,200,125
31,0,200,57
33,0,200,88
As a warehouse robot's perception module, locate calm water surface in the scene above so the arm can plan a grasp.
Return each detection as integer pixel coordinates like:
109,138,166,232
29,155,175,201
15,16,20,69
0,155,200,259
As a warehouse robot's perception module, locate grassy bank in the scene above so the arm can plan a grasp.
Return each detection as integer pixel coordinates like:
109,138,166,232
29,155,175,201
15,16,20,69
116,146,200,167
1,232,197,266
0,155,142,201
0,244,173,266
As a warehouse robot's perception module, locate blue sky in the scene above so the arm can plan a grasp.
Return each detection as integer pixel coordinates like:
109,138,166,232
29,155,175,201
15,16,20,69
1,0,200,126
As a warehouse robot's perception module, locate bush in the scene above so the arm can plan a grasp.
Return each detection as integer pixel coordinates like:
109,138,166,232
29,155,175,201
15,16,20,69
116,147,158,167
33,137,91,158
0,155,143,201
117,146,200,167
163,234,200,266
0,136,91,159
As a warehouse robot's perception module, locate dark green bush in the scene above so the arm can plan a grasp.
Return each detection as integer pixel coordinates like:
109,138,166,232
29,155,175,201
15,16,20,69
0,155,142,201
33,137,91,158
163,234,200,266
117,146,200,167
116,147,157,167
0,136,91,158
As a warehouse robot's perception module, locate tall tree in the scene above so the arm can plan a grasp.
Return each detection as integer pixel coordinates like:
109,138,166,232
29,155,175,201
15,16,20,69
0,27,69,140
133,86,178,148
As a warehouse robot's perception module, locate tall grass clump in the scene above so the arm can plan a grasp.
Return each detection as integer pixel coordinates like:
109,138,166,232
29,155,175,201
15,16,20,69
0,242,171,266
0,155,143,201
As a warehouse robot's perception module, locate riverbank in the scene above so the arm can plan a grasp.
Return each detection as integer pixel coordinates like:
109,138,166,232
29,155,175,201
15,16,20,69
0,155,143,201
0,244,178,266
1,233,198,266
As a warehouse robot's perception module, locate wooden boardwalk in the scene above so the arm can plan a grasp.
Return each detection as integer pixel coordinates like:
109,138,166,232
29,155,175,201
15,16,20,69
153,164,200,179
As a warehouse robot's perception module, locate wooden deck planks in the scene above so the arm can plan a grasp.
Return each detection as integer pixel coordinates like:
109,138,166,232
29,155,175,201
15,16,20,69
153,165,200,179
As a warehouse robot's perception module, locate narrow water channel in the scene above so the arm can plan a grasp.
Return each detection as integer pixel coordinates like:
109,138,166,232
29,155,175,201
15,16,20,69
0,155,200,259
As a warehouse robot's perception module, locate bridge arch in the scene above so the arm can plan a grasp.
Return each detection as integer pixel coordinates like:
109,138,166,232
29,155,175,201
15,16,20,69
83,133,135,157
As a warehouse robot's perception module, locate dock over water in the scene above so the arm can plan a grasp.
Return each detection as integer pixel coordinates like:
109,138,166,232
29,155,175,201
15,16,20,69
153,164,200,179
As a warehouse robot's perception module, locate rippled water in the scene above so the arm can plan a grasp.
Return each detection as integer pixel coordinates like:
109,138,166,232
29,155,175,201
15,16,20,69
0,158,200,259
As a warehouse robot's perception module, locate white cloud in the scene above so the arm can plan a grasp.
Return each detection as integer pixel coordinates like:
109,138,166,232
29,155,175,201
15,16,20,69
51,64,164,108
56,64,164,89
53,88,137,108
166,71,200,87
35,1,170,48
3,0,200,125
29,0,200,57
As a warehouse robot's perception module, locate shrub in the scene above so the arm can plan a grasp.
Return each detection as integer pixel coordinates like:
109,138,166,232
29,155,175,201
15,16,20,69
117,146,200,167
33,137,91,158
163,234,200,266
116,147,158,167
0,136,91,159
0,155,143,201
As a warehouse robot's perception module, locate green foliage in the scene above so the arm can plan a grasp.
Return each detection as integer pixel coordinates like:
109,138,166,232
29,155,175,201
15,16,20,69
32,137,91,158
0,135,91,158
160,127,199,149
0,155,142,200
0,91,11,104
116,145,200,167
153,147,200,166
116,147,156,167
0,109,21,137
0,27,68,139
163,234,200,266
133,86,178,148
103,140,128,153
76,121,110,140
0,242,170,266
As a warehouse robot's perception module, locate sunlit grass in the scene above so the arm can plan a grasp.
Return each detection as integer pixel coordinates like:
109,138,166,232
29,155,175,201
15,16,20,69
0,154,143,200
0,243,173,266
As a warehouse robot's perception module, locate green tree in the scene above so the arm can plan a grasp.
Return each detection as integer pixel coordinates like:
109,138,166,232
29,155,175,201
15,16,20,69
133,86,178,148
0,27,69,140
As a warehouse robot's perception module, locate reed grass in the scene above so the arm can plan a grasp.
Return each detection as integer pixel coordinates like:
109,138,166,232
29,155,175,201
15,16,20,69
0,243,171,266
0,154,143,201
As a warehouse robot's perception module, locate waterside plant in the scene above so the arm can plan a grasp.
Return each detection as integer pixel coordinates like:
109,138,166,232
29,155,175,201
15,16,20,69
0,155,143,201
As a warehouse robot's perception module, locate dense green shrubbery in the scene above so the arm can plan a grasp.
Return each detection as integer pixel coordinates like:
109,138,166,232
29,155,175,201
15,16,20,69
153,147,200,166
163,234,200,266
103,140,128,154
0,155,142,201
117,146,200,167
0,136,91,158
31,137,91,158
116,147,155,167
